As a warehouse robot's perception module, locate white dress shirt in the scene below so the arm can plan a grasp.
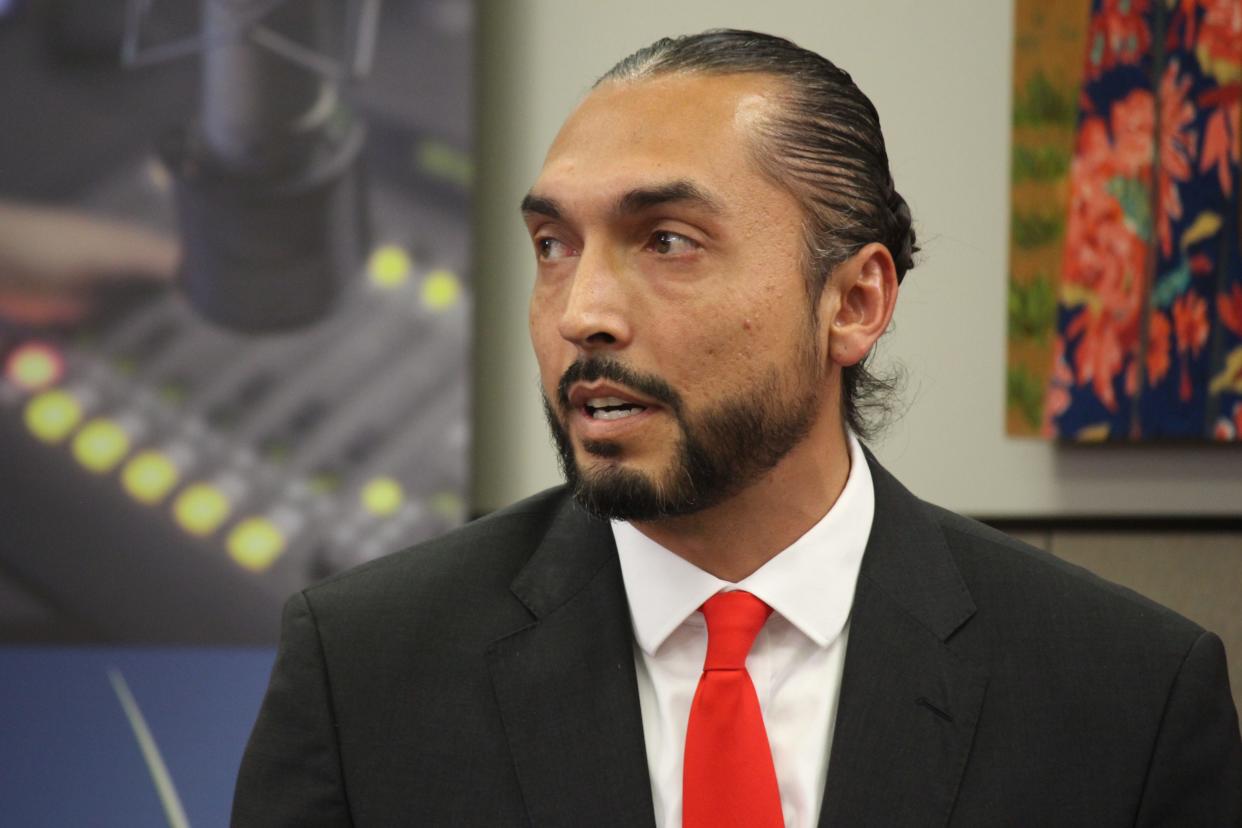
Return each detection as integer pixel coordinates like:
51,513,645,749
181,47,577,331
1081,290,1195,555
613,433,874,828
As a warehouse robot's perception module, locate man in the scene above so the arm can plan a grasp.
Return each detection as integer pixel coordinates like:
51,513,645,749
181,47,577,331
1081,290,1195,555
233,30,1241,827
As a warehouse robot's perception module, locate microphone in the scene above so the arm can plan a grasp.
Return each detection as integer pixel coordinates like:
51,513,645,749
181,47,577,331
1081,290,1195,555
157,0,369,331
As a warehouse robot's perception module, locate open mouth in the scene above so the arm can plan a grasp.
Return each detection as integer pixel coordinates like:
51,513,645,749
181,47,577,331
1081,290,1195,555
583,396,648,421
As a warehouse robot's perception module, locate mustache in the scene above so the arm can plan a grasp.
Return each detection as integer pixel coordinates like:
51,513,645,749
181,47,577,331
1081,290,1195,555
556,356,682,413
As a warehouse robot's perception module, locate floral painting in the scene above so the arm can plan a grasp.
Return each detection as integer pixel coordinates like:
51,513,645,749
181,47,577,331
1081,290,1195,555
1007,0,1242,441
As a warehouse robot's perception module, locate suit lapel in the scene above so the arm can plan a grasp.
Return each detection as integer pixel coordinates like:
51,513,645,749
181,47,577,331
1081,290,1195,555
485,497,656,828
818,454,989,828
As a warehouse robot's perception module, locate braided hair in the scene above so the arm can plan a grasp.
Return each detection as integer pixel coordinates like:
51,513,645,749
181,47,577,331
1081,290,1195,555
598,30,917,439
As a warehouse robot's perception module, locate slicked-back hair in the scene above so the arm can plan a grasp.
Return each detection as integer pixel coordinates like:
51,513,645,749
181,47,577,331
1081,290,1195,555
596,29,916,439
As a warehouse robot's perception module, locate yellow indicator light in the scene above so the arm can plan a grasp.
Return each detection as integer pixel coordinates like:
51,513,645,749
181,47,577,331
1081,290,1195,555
368,244,412,288
173,484,230,537
227,517,286,572
361,476,404,517
122,451,179,505
6,342,63,391
421,269,461,311
25,389,83,444
72,419,131,473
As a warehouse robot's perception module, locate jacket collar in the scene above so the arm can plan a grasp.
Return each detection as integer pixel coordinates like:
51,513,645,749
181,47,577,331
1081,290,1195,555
487,447,987,828
486,496,657,828
817,449,988,827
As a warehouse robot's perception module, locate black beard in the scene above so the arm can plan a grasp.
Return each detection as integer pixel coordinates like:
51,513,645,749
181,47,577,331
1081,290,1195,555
543,352,821,522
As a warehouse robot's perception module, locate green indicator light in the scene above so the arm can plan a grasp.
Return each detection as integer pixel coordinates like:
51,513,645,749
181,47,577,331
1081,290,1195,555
6,342,63,391
122,451,179,505
361,476,404,517
173,484,230,537
421,269,461,312
228,517,286,572
368,244,413,288
25,389,83,443
72,418,131,474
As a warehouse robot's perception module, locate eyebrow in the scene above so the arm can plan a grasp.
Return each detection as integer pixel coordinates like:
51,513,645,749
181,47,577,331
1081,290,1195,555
520,179,723,221
615,180,723,216
520,194,563,220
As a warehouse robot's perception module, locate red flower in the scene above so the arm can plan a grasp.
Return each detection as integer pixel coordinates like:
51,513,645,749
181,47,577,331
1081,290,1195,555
1110,87,1155,176
1067,309,1132,412
1176,0,1200,45
1157,60,1198,258
1060,101,1155,413
1200,102,1239,196
1196,0,1242,70
1043,336,1074,437
1173,292,1210,357
1146,309,1172,384
1190,252,1215,274
1219,283,1242,337
1086,0,1153,81
1062,105,1152,310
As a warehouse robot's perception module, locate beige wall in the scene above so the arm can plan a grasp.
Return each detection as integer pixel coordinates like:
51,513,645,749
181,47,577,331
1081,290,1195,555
1010,530,1242,713
472,0,1242,517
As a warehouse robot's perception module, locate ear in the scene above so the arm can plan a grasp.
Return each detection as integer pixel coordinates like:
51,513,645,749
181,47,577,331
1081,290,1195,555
817,242,899,368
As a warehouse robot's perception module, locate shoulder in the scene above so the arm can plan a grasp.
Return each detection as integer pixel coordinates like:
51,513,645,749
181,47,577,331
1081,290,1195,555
296,486,573,637
923,502,1206,658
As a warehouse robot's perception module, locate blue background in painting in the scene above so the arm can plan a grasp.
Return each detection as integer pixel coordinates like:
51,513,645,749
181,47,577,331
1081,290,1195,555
0,648,274,827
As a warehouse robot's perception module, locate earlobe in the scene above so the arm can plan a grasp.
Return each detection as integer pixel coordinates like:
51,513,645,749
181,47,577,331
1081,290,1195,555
825,242,899,367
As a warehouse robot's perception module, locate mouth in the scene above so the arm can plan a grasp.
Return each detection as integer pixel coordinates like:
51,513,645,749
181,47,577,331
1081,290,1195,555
582,395,647,421
567,383,658,425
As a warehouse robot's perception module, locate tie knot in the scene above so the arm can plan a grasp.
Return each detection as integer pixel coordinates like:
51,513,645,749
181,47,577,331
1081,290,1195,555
699,590,772,671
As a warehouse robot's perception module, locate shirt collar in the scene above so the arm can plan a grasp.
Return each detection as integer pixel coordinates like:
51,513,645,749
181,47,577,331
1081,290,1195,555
614,432,875,655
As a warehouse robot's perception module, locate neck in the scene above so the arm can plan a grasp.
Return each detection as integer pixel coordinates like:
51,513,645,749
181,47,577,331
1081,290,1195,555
631,415,853,582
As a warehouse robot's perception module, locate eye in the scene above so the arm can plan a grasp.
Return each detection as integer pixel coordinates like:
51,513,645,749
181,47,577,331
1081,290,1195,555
647,230,699,255
536,237,576,261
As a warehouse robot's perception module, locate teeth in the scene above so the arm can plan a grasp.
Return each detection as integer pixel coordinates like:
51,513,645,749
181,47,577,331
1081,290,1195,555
593,408,638,420
587,396,629,407
583,393,648,421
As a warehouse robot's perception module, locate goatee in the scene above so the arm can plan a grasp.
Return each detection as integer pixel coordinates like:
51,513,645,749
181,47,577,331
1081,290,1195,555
543,352,821,521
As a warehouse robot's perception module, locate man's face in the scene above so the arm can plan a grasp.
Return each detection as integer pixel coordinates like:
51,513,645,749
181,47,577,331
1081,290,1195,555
525,72,833,520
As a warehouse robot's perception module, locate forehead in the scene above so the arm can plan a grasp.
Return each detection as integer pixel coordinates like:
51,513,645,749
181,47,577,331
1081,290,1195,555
532,72,781,208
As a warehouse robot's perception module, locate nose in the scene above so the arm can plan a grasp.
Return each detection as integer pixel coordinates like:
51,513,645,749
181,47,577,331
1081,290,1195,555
556,246,633,351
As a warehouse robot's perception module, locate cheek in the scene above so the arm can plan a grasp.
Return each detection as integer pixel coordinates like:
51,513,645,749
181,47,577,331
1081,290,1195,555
682,295,806,396
658,310,758,394
528,303,565,395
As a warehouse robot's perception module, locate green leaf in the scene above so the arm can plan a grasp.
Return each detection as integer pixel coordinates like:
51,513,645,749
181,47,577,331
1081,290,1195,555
1007,365,1045,430
1012,144,1071,182
1009,273,1057,340
1013,71,1078,127
1105,176,1152,241
1012,211,1064,249
1150,259,1191,309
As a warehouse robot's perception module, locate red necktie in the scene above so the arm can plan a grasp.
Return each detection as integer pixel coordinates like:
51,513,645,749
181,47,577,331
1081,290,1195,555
682,590,784,828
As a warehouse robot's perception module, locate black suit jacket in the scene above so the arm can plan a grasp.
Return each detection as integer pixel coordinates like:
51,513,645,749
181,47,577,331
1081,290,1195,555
232,456,1242,826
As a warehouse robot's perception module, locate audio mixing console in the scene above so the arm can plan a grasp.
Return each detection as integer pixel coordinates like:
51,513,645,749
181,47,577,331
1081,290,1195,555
0,0,475,645
0,126,472,645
